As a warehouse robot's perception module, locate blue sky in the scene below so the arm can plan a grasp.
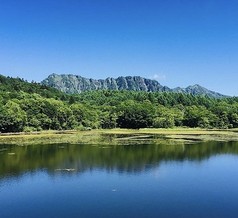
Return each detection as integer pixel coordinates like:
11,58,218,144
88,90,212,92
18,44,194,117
1,0,238,95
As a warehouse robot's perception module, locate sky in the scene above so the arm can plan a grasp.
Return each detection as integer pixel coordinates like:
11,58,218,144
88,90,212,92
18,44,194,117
0,0,238,96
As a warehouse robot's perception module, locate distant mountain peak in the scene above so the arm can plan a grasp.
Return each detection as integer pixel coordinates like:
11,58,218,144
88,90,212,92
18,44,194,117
41,73,228,98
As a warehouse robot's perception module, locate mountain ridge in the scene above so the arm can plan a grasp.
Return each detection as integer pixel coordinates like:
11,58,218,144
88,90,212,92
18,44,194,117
41,73,227,98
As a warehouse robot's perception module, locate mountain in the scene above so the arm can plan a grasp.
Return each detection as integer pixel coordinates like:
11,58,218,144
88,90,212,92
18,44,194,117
172,84,226,98
41,74,171,93
41,73,227,98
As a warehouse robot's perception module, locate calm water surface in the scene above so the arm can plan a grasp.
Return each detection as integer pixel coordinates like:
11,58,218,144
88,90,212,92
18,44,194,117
1,140,238,217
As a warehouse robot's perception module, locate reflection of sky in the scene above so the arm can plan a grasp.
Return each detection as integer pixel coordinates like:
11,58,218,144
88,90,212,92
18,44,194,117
1,155,238,217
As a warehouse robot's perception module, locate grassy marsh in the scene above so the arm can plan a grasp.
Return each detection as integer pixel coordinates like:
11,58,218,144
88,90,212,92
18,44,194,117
1,128,238,145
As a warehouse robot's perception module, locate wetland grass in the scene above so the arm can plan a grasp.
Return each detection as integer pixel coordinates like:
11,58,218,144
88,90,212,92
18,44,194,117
1,128,238,145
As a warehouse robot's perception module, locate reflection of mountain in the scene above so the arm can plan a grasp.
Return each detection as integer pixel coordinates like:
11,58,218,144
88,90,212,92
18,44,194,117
1,140,238,180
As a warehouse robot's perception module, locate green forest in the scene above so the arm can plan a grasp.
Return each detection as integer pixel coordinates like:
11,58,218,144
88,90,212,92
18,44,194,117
1,74,238,133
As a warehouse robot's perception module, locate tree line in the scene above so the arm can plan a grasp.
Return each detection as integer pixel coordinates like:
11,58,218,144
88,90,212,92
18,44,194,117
0,75,238,132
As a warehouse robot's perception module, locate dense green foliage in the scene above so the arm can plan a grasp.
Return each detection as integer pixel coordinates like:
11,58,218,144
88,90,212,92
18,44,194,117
0,74,68,100
1,74,238,132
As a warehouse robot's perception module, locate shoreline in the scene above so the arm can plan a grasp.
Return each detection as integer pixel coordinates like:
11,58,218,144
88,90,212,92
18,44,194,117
0,128,238,145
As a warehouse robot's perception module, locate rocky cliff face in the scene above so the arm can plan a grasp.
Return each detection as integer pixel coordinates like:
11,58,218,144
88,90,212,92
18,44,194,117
41,74,171,93
41,73,227,98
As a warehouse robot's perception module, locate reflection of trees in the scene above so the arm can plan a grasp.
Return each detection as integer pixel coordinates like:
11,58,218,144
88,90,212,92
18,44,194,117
1,141,238,180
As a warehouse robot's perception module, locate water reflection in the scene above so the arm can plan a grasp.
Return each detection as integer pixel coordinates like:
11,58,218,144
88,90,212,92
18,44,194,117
1,139,238,181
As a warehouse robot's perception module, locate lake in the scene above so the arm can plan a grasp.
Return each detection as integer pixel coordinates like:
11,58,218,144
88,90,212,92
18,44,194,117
1,137,238,217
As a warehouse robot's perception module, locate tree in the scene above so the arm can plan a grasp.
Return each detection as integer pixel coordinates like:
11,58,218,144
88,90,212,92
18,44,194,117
153,105,177,128
0,101,26,132
183,105,216,128
117,100,155,129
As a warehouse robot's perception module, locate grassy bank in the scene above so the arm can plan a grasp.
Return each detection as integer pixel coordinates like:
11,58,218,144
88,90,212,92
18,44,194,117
1,128,238,145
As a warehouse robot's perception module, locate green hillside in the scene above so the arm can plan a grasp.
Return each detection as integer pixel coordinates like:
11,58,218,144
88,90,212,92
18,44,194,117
1,74,238,133
0,74,68,100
